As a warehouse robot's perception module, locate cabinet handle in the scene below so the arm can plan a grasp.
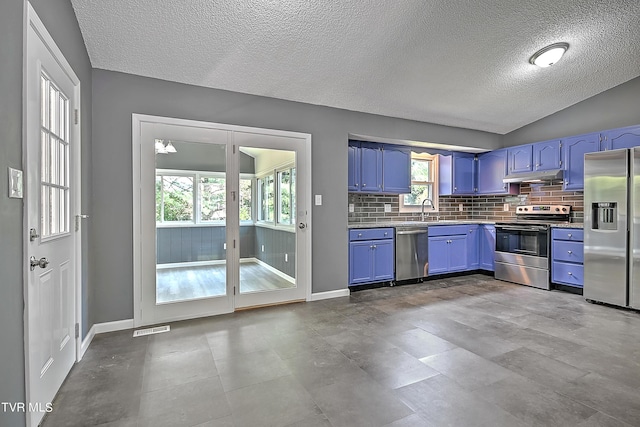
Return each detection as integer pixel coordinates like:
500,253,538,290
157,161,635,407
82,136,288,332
568,272,573,276
567,234,572,237
355,183,359,187
358,233,362,237
384,232,388,236
567,250,572,254
373,245,377,249
363,183,367,187
454,187,457,190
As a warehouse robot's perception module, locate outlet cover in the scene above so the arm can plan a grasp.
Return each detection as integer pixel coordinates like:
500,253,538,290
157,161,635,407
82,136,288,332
384,204,391,212
315,194,322,206
285,253,288,262
261,245,265,252
348,203,354,213
503,203,510,211
458,203,464,212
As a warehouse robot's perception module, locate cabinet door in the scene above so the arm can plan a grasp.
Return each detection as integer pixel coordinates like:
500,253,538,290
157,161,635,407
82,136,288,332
480,225,496,271
601,125,640,151
466,225,480,270
360,142,382,192
428,237,450,274
477,149,508,194
382,145,411,194
349,241,373,285
508,145,533,173
372,239,394,281
348,143,360,192
563,132,601,191
448,235,468,272
533,140,562,171
452,153,476,194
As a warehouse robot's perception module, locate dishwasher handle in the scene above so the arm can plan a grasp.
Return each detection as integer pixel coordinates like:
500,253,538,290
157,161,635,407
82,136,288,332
396,229,428,235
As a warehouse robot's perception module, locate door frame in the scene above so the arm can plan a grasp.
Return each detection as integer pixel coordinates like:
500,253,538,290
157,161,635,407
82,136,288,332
132,114,312,327
23,3,83,425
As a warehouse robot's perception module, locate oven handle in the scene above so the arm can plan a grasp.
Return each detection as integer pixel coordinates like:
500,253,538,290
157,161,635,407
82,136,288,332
496,225,548,232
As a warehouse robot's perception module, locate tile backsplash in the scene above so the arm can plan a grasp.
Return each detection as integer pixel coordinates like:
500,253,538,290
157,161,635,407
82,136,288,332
348,183,584,223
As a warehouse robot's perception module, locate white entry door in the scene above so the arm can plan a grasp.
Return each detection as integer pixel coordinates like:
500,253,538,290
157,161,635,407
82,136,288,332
25,5,80,427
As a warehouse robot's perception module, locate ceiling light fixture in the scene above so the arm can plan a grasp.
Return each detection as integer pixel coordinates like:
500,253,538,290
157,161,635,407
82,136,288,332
529,42,569,68
154,139,177,154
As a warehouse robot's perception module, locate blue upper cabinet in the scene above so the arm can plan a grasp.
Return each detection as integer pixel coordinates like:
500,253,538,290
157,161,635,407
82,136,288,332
476,149,518,195
360,142,383,192
601,125,640,151
563,132,601,191
508,144,533,173
348,141,411,194
382,144,411,194
348,143,360,191
440,152,476,195
533,139,562,171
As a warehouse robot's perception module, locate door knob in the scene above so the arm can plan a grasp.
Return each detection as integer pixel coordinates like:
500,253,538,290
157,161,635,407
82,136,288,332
298,222,307,229
30,256,49,271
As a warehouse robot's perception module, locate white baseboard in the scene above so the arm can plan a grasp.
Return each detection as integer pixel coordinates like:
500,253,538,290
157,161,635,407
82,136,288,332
309,288,350,301
157,259,225,269
79,325,96,360
94,318,135,334
250,257,296,284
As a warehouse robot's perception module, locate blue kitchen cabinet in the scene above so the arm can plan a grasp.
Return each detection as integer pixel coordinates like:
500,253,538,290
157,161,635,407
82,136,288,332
508,145,533,173
533,139,562,171
360,142,383,193
440,152,477,195
601,125,640,151
466,225,480,270
428,226,468,274
348,141,411,194
348,228,394,285
382,144,411,194
348,143,360,191
551,228,584,288
476,149,518,194
563,132,601,191
480,225,496,271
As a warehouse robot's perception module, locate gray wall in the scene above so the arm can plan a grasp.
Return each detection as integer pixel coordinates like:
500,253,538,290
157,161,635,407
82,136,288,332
0,2,26,426
91,69,501,324
503,76,640,146
255,226,296,278
157,225,255,263
0,1,91,425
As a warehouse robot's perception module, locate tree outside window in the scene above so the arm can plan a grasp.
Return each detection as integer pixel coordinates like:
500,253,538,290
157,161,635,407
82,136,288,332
399,154,439,212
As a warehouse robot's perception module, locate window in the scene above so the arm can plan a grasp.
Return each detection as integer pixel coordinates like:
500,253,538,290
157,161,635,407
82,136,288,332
258,174,275,222
156,171,254,224
399,153,439,212
277,167,296,225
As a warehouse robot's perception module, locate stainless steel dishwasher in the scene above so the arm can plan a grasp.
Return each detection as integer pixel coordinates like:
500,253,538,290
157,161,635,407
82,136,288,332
395,226,429,282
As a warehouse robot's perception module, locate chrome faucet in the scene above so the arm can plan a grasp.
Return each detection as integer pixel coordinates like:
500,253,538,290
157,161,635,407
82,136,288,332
421,198,434,221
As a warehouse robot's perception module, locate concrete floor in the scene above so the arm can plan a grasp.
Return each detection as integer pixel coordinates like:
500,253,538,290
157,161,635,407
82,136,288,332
42,274,640,427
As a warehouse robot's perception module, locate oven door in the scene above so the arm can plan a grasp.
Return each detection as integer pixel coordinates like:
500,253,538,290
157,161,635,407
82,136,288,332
495,224,548,257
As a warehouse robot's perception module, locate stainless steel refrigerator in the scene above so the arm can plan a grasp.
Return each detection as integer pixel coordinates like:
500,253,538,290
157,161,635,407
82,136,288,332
584,148,640,309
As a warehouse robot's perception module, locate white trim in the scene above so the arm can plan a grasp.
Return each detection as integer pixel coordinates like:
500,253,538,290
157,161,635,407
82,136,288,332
79,325,96,360
254,221,297,233
156,260,226,269
94,319,135,334
310,289,351,301
250,257,295,283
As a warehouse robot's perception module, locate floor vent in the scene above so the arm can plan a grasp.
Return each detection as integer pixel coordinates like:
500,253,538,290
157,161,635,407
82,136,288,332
133,325,170,337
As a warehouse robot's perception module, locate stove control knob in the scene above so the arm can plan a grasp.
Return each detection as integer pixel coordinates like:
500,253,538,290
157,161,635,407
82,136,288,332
562,207,567,212
524,208,528,211
555,208,560,212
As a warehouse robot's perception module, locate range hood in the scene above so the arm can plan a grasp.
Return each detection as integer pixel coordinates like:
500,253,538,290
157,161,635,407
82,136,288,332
503,169,564,183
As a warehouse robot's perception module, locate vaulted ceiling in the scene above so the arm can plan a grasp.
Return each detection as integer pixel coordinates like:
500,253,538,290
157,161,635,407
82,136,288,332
71,0,640,134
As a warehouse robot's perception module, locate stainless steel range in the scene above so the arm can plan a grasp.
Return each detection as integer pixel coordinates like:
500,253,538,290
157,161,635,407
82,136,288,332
495,205,571,289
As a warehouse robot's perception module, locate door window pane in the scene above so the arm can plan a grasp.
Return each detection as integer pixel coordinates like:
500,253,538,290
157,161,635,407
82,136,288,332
161,176,194,222
258,174,275,222
239,179,252,221
200,176,226,221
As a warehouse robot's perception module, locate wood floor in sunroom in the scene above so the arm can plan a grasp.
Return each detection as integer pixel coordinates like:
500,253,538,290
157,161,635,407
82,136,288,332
156,261,295,303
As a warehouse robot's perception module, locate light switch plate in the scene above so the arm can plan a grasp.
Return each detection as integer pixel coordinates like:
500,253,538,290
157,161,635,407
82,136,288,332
8,167,23,199
384,204,391,212
503,203,510,211
348,203,354,213
315,194,322,206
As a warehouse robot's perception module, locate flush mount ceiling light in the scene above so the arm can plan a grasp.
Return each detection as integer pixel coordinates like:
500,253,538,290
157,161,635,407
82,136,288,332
154,139,177,154
529,42,569,68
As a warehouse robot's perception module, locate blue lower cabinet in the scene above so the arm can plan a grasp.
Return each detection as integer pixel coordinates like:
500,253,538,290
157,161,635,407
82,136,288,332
466,225,479,270
480,225,496,271
428,233,467,274
348,228,394,286
551,228,584,288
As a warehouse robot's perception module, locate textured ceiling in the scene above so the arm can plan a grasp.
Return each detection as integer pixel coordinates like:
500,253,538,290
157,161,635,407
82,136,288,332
71,0,640,134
